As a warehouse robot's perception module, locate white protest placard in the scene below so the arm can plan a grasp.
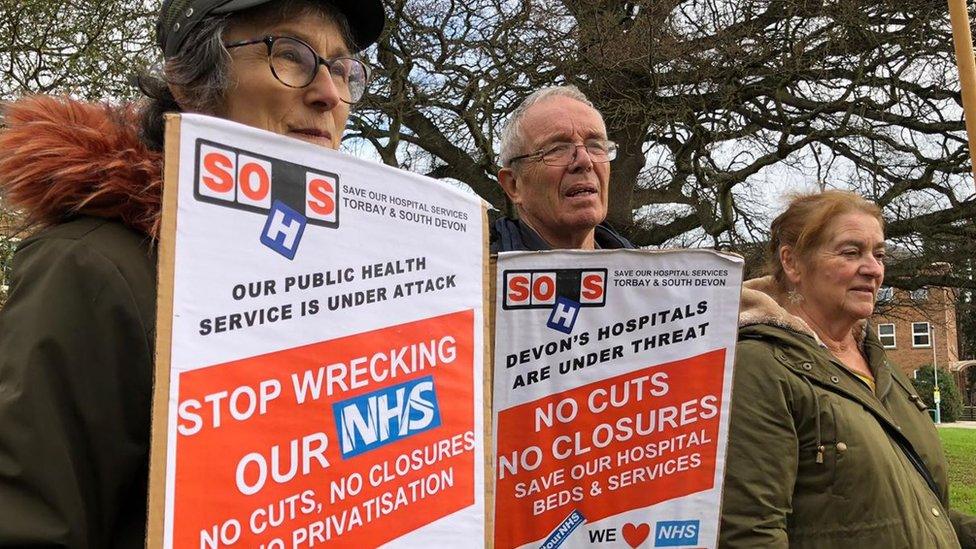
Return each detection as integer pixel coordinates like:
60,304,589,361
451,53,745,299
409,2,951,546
148,114,487,548
492,250,743,549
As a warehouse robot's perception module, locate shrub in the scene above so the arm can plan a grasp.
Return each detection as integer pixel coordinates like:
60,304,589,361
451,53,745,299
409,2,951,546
912,365,964,423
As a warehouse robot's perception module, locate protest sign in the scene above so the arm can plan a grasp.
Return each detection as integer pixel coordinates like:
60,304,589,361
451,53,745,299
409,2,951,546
492,250,743,549
147,114,487,548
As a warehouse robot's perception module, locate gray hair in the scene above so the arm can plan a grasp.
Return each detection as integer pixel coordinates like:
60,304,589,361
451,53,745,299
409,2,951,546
138,15,230,150
498,85,598,167
138,0,355,151
166,18,234,113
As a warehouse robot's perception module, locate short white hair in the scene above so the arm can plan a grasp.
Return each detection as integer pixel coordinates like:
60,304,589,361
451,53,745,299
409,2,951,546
498,85,598,167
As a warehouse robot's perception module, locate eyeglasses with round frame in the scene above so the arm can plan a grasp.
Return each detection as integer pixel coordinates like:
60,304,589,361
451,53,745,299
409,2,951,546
224,35,371,104
507,139,618,167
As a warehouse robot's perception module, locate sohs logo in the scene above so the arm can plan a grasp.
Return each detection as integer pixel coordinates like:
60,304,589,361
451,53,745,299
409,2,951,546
503,268,608,334
193,139,340,259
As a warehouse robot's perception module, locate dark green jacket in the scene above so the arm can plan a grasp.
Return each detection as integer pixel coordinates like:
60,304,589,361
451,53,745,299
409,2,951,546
720,277,976,549
0,217,156,547
0,97,163,547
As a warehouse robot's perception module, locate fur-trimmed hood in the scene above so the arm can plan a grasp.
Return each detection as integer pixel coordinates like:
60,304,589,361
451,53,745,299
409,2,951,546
0,96,162,238
739,275,867,347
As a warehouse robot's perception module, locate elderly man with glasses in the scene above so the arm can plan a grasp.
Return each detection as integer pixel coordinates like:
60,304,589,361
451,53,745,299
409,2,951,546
491,85,634,252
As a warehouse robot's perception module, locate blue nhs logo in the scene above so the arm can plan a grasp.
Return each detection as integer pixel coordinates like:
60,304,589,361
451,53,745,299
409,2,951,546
654,520,699,547
333,376,441,458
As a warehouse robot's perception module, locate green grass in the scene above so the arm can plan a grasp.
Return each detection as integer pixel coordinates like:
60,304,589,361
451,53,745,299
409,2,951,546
939,427,976,514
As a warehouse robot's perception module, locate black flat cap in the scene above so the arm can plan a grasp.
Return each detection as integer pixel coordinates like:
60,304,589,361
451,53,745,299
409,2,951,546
157,0,385,58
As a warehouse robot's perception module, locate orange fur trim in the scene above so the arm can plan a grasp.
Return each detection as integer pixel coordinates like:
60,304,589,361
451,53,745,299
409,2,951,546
0,96,162,238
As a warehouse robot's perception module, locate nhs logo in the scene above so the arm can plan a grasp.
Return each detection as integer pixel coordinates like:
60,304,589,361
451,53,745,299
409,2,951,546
654,520,699,547
333,376,441,458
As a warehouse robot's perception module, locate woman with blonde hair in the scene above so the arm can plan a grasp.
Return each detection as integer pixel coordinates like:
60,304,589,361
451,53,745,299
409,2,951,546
720,190,976,548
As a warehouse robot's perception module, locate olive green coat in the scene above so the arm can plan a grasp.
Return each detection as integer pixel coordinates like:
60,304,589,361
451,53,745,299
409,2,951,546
0,97,163,547
720,277,976,549
0,217,156,547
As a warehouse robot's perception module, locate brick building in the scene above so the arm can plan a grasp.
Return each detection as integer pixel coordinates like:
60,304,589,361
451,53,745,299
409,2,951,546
871,285,959,376
870,280,975,407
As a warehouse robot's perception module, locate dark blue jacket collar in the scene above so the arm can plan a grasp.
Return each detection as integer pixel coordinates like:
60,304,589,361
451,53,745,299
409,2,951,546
489,217,635,252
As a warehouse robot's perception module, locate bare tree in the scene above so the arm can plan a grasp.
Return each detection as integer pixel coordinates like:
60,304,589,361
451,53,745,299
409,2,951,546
0,205,23,304
349,0,976,289
0,0,974,293
0,0,156,101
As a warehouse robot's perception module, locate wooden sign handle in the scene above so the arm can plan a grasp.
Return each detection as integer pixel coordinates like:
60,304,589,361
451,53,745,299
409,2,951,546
949,0,976,182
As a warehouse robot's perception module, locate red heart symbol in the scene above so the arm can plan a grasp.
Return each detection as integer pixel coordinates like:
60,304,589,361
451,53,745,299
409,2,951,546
622,522,650,548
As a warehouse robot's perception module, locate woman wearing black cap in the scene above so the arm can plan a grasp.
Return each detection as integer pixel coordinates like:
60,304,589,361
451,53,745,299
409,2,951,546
0,0,383,545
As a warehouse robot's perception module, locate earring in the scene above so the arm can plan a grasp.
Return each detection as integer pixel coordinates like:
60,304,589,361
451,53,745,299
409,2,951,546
787,289,804,304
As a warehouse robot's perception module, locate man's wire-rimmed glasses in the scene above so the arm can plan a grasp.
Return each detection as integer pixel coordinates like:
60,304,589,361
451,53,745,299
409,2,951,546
508,139,618,167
